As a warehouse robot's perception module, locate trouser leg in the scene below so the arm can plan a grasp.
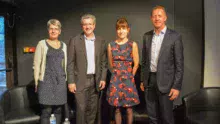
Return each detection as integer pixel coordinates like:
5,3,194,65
40,105,52,124
74,76,98,124
144,73,159,124
158,93,174,124
85,77,98,124
54,105,63,124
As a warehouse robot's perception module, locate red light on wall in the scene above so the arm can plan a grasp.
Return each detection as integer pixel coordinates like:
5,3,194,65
29,47,35,53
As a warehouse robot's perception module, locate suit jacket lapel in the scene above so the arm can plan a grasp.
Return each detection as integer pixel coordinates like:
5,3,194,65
148,31,154,64
80,34,87,63
158,28,170,60
94,37,99,66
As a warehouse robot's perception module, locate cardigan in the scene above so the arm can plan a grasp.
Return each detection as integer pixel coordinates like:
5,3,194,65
33,39,67,86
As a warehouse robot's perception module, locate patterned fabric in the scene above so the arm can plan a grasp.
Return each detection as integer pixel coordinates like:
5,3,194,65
33,40,67,87
38,41,67,105
107,41,140,107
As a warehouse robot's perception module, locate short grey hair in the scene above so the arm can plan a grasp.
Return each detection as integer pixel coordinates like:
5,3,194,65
47,19,62,29
80,14,96,24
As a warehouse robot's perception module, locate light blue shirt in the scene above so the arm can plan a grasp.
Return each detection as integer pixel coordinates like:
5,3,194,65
150,26,167,72
84,35,95,74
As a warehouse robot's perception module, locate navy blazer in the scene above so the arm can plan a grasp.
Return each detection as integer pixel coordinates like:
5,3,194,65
141,28,184,93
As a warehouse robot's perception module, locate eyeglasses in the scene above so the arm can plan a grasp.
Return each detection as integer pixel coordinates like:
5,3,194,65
48,28,60,31
82,23,94,26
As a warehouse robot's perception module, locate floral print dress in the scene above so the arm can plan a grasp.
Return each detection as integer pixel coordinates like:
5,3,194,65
107,41,140,107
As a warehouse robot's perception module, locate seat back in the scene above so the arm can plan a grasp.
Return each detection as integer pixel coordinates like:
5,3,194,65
1,85,39,116
182,87,220,114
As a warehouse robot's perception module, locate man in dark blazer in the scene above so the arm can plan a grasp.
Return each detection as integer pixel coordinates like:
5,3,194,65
140,6,184,124
67,14,107,124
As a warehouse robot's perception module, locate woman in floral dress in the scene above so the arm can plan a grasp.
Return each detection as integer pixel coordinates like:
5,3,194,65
106,18,140,124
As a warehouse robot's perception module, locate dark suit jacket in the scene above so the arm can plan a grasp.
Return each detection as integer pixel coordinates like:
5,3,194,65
67,33,107,92
141,28,184,93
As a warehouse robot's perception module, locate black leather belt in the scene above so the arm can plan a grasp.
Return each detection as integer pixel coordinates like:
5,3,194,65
86,74,95,78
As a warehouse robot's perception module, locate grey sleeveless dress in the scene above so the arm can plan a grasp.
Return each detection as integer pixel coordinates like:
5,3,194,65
38,41,67,105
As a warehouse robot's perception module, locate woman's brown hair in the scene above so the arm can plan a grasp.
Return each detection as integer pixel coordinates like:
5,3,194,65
116,17,129,30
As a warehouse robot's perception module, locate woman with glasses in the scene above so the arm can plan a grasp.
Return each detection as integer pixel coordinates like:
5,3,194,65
33,19,67,124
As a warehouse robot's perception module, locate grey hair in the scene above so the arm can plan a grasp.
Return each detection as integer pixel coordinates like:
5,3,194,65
47,19,62,29
80,14,96,24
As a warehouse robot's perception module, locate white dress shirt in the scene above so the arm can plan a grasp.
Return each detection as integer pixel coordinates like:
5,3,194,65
150,26,167,72
84,35,95,74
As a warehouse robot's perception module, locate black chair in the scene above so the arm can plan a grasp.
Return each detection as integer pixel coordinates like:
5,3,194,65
133,106,148,124
0,85,40,124
182,87,220,124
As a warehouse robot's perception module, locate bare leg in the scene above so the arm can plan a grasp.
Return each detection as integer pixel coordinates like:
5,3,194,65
126,107,133,124
115,108,122,124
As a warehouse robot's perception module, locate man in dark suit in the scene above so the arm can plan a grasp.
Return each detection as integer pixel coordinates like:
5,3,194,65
67,14,107,124
140,6,184,124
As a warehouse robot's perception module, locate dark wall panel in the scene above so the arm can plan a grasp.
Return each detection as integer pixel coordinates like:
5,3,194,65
174,0,203,104
15,0,203,105
16,0,174,86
